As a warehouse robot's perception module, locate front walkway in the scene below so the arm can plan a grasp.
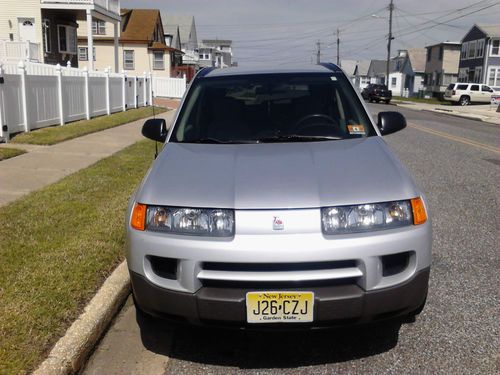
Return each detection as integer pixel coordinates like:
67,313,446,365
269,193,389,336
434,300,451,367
0,111,175,207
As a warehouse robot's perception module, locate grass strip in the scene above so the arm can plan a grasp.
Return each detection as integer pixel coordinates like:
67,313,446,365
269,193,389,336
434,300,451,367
0,147,26,161
0,139,156,374
11,106,167,145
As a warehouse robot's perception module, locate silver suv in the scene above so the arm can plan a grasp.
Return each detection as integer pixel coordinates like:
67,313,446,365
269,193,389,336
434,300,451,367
126,64,431,328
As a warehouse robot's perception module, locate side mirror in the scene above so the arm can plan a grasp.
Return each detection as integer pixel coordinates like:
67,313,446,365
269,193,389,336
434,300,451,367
377,111,406,136
142,118,167,142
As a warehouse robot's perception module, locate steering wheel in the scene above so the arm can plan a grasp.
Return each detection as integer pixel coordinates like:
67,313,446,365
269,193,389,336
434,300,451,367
292,114,337,133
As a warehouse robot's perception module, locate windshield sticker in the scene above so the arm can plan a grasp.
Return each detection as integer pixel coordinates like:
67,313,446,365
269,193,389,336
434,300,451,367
347,125,365,135
330,76,337,81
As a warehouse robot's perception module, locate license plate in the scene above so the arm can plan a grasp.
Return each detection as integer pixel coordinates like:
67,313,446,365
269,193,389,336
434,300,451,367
246,291,314,323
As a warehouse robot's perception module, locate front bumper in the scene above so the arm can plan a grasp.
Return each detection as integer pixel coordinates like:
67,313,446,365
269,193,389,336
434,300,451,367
131,267,430,327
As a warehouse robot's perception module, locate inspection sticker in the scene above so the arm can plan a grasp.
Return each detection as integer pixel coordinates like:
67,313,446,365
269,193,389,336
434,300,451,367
347,124,365,135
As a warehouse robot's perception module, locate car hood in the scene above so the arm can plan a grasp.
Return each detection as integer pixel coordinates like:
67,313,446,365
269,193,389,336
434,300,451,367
136,137,420,209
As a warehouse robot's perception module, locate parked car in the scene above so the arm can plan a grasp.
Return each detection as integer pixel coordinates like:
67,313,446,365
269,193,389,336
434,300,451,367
127,64,431,328
361,84,392,104
444,83,495,105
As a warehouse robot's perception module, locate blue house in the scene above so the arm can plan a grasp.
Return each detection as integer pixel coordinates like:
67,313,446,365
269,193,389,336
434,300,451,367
458,24,500,87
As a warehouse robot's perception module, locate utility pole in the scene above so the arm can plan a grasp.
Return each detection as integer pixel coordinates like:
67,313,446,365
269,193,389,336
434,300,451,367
316,40,321,64
386,0,394,86
336,28,340,66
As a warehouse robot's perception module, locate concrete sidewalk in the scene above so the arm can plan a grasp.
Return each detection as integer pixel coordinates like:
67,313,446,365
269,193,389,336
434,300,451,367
393,101,500,125
0,110,175,207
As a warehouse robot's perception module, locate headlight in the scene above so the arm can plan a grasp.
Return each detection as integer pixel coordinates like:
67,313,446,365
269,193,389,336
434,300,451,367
146,206,234,237
321,200,413,234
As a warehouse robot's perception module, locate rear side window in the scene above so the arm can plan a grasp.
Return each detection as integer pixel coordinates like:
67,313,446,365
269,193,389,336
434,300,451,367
172,73,376,143
457,84,468,90
471,85,479,91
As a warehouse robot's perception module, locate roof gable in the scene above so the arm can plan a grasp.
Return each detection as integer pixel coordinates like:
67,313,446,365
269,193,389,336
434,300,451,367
120,9,163,43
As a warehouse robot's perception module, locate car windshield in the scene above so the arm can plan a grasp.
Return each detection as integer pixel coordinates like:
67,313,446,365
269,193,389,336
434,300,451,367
373,85,388,90
171,73,376,144
446,84,455,90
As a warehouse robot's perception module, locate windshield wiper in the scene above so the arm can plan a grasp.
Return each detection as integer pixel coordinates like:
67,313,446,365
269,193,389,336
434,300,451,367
180,138,257,144
256,134,342,143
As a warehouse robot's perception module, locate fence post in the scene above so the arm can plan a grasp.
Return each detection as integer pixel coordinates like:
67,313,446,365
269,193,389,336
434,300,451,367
122,70,127,112
18,60,30,132
67,60,71,68
105,67,111,115
149,72,153,107
0,64,7,141
84,67,90,120
134,76,138,108
143,71,147,106
56,63,64,126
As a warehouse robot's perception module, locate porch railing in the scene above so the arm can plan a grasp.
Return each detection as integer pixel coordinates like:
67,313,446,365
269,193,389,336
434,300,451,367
40,0,120,15
0,41,40,63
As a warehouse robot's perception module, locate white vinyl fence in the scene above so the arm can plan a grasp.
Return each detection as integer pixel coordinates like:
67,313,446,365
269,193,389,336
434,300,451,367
0,61,186,141
153,76,187,99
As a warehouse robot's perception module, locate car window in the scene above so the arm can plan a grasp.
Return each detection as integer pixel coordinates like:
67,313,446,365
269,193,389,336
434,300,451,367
470,85,479,91
171,73,376,143
446,84,455,90
482,85,492,92
456,84,468,90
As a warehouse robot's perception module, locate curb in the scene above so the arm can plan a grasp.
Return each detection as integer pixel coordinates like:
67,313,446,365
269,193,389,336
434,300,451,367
34,261,131,375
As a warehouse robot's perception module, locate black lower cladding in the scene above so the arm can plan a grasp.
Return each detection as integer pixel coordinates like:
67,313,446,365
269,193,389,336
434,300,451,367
130,268,430,327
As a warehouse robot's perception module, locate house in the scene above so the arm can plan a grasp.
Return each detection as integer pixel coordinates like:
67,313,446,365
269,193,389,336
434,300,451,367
458,24,500,87
424,42,461,97
340,59,357,85
367,49,426,96
161,14,198,67
77,9,176,77
367,59,387,84
201,39,235,68
355,60,372,90
0,0,121,68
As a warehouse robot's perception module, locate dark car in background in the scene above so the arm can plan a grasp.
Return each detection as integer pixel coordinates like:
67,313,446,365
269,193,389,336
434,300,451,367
361,84,392,104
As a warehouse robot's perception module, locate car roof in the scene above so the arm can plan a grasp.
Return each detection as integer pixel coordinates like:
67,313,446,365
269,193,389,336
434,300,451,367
202,64,342,78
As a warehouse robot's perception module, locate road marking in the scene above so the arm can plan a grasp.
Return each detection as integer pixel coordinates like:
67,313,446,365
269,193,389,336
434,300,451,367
407,123,500,154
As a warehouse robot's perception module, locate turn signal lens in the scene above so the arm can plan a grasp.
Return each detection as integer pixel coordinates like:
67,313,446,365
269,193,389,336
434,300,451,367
131,203,146,231
411,198,427,225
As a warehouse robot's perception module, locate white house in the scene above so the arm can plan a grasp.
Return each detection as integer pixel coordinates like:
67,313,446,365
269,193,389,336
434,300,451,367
0,0,121,69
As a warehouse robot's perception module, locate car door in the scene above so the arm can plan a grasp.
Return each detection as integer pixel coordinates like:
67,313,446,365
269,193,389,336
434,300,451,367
469,84,480,102
481,85,493,103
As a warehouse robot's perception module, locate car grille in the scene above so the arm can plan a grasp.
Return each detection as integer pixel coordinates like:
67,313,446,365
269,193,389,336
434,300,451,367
198,260,363,288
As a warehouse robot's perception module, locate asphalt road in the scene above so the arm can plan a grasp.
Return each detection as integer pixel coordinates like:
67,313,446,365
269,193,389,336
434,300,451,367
82,104,500,375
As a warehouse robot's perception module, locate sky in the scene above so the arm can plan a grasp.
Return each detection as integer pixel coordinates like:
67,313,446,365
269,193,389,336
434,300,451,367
122,0,500,67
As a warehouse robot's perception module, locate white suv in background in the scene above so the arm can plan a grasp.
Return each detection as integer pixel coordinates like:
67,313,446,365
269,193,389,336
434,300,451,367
444,83,495,105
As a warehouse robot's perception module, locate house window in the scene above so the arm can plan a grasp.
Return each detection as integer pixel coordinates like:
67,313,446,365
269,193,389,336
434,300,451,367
461,43,467,59
58,25,77,54
426,48,431,62
491,39,500,56
198,54,204,59
92,19,106,35
476,39,485,58
123,50,134,70
468,40,476,59
391,77,397,87
488,66,500,86
439,46,444,60
474,67,482,83
78,47,96,61
42,19,51,53
153,51,164,70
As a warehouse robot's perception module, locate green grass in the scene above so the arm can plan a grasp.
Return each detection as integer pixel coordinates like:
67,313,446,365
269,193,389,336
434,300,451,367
392,96,450,105
10,106,167,145
0,139,156,374
0,147,26,161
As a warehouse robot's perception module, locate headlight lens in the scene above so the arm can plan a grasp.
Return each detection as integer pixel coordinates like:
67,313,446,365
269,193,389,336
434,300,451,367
321,201,412,234
146,206,234,237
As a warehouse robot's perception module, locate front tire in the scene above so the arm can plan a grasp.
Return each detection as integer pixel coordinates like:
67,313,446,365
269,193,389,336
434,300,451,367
459,95,470,106
385,100,391,104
